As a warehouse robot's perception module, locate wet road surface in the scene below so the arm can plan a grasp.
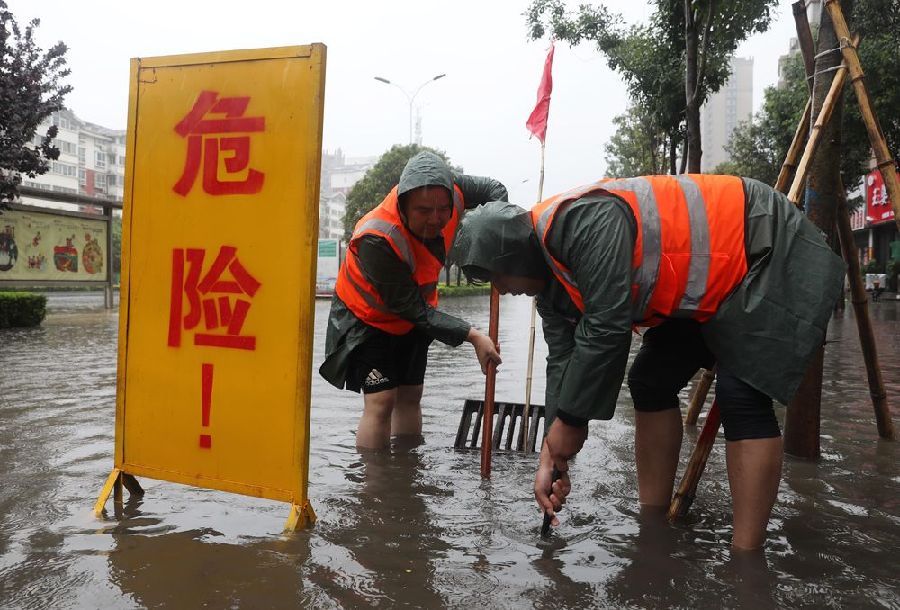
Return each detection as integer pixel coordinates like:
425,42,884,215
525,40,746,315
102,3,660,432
1,292,898,608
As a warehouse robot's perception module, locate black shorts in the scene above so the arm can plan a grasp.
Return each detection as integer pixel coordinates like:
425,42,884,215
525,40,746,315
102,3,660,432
627,319,780,441
345,328,433,394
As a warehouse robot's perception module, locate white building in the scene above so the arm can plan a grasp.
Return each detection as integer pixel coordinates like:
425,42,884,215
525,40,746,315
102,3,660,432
21,109,126,208
700,57,754,172
319,192,347,239
318,149,376,239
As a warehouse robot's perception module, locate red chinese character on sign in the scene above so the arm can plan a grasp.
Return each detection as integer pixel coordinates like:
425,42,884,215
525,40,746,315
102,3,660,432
167,246,262,350
173,90,266,196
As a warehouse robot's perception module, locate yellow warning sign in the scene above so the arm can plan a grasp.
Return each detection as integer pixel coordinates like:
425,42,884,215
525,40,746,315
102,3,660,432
95,45,326,529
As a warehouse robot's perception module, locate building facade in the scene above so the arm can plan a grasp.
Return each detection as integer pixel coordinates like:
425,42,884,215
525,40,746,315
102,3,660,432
700,57,754,172
851,168,900,281
318,149,376,240
21,109,127,209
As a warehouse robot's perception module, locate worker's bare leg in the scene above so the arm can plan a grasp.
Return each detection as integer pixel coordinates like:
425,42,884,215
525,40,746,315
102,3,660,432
356,388,397,450
392,384,424,438
726,436,782,550
635,408,684,506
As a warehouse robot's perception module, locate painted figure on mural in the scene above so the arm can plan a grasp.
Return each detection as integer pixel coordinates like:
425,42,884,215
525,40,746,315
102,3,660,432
53,234,78,273
82,233,104,274
453,175,845,549
320,151,507,451
0,224,17,272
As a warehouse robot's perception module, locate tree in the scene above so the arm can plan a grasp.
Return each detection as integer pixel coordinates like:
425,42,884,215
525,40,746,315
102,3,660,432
342,144,456,239
717,1,900,190
0,1,71,209
526,0,777,172
605,105,674,177
527,1,687,173
111,213,121,281
842,0,900,180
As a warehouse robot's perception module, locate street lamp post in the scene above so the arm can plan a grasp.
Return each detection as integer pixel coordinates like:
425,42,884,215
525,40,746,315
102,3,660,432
374,74,446,144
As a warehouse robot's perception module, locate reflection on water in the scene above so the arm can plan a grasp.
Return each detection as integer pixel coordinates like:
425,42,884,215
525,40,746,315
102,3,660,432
0,291,898,607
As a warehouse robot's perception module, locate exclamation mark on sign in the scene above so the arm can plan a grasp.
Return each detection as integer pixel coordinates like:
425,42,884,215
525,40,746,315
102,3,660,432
199,363,213,448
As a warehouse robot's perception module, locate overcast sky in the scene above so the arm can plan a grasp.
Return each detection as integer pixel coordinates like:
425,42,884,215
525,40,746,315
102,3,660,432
8,0,800,204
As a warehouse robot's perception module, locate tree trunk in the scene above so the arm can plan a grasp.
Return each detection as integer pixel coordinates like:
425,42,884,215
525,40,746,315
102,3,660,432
783,3,845,459
684,0,702,173
669,136,677,175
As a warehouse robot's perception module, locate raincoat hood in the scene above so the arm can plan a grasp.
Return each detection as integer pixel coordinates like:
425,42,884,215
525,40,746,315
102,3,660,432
451,201,548,280
398,151,454,197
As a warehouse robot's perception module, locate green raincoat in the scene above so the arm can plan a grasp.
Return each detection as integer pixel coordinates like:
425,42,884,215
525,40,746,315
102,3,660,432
319,152,508,390
453,178,845,424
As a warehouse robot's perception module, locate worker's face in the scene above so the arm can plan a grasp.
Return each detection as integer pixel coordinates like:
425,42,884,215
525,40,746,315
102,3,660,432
402,186,453,239
491,274,546,296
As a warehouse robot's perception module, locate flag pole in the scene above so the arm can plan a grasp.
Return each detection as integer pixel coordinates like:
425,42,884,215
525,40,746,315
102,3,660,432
521,142,546,453
520,40,554,455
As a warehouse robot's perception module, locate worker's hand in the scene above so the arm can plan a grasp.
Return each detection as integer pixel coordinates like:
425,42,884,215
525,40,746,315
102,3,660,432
534,419,588,525
467,327,501,374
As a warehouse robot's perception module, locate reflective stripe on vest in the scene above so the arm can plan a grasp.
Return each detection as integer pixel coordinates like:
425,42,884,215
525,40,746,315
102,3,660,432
335,184,465,335
597,177,661,319
531,175,747,324
672,175,710,315
352,216,418,273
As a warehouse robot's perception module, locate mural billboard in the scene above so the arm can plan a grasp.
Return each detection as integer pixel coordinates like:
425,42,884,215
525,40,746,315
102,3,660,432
0,209,107,281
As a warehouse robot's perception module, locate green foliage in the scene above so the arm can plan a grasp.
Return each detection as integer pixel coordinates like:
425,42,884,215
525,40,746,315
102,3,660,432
527,0,686,168
605,105,673,177
111,214,121,280
885,258,898,291
343,144,456,239
0,291,46,327
721,1,900,188
862,259,883,274
437,283,491,298
526,0,777,172
0,1,72,208
842,0,900,180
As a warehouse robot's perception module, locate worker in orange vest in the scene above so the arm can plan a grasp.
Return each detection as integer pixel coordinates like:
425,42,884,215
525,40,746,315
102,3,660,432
453,175,845,549
320,151,506,450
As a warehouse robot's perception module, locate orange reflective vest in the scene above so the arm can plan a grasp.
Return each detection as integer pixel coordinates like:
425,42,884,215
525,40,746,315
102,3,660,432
531,175,748,325
335,185,465,335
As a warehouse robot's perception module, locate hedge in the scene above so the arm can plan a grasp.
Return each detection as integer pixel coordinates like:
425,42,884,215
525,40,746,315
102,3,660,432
0,292,47,328
437,284,492,298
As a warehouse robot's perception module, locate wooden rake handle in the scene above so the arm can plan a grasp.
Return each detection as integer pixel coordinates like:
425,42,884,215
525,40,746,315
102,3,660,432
668,400,722,522
480,285,501,479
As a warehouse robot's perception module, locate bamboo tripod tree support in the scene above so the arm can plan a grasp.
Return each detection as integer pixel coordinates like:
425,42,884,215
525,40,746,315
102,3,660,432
669,1,896,522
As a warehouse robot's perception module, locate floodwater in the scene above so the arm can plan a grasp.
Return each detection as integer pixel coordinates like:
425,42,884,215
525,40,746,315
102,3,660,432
1,291,898,609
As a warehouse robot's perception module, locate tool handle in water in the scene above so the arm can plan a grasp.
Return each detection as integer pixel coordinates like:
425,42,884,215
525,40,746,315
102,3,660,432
540,466,562,537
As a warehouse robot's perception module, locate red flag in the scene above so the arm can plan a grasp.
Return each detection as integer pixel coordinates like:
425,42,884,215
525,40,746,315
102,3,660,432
526,42,555,144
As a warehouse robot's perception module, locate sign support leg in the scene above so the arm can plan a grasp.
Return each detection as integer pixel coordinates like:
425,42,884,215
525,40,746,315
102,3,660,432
283,501,317,532
94,468,144,517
